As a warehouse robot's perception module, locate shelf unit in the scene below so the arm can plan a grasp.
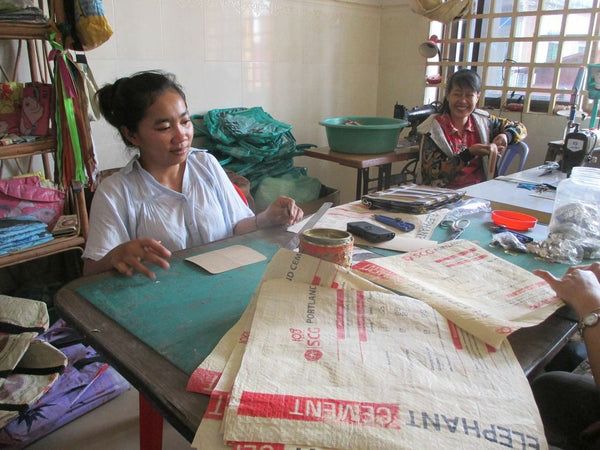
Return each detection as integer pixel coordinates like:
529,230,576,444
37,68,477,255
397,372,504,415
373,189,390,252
0,7,89,269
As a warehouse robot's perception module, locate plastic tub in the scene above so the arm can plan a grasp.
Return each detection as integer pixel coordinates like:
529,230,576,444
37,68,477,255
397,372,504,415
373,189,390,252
491,210,538,231
319,116,409,154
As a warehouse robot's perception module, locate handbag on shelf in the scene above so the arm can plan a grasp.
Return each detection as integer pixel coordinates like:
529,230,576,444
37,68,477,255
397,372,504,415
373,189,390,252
19,82,53,136
0,43,24,136
0,80,24,136
0,176,66,229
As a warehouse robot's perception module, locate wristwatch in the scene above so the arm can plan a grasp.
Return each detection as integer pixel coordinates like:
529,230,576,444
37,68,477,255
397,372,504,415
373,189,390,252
578,311,600,333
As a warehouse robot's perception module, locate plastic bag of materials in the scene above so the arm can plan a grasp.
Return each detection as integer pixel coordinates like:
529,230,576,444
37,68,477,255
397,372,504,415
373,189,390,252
527,202,600,264
253,170,321,212
203,107,292,147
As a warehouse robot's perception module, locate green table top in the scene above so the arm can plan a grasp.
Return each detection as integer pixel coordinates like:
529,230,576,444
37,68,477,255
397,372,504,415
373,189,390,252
430,215,572,277
76,236,280,375
74,214,582,377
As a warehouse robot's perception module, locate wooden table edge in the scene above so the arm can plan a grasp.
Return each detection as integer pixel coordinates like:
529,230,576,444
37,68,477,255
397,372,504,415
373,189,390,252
303,146,418,169
54,284,208,442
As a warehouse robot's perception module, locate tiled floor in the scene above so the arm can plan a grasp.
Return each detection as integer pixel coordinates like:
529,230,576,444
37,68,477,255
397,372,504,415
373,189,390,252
26,387,192,450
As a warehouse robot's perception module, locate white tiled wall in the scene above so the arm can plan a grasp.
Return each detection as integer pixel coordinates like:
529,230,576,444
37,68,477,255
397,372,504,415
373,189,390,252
85,0,428,203
2,0,572,202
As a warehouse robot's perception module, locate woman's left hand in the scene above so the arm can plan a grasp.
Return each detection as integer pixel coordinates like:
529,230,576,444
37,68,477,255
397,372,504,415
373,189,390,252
264,196,304,226
492,133,509,155
469,142,499,157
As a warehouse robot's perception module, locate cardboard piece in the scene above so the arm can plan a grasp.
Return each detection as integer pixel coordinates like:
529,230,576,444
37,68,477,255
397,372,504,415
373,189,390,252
186,245,267,274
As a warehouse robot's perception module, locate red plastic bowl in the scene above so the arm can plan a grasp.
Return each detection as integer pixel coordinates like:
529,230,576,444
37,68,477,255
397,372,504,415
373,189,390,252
491,210,538,231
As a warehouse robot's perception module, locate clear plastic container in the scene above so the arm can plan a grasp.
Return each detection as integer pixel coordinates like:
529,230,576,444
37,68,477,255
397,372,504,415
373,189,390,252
547,166,600,261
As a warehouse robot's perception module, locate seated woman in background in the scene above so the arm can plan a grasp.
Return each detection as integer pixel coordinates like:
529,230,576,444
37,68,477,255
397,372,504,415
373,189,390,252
532,263,600,449
83,71,304,280
417,69,527,189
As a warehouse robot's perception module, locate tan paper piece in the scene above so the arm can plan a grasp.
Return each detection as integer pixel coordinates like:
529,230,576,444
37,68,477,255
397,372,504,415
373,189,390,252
353,239,563,348
222,279,546,449
186,245,266,274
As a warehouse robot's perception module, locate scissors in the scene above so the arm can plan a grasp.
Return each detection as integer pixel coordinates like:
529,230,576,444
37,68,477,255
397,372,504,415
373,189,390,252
439,218,470,241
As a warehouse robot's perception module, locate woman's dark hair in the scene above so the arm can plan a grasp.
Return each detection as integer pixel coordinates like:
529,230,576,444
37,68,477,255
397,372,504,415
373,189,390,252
96,71,187,147
440,69,482,114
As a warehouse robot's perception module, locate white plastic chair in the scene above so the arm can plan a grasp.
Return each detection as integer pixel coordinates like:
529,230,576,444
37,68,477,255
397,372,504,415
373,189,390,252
497,141,529,176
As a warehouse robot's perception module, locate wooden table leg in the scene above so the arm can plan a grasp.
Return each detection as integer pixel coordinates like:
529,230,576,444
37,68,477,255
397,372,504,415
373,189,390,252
361,168,370,199
139,393,163,450
377,163,393,191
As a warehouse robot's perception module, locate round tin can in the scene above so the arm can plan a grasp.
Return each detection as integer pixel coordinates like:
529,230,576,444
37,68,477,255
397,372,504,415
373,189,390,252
299,228,354,268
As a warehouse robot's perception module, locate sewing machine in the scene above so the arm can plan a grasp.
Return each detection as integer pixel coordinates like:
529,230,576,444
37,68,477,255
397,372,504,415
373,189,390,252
393,102,441,144
562,124,600,175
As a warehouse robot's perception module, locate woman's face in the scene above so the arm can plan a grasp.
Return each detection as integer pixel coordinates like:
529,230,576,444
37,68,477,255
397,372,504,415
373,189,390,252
124,89,194,169
447,84,480,123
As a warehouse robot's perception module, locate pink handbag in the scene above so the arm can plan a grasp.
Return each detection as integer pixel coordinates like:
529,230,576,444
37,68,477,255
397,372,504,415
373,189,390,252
0,176,65,229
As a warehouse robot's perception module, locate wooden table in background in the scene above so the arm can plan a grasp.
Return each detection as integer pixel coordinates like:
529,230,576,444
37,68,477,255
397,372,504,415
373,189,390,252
303,146,419,200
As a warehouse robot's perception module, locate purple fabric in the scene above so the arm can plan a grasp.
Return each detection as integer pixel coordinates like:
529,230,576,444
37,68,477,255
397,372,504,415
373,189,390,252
0,320,130,448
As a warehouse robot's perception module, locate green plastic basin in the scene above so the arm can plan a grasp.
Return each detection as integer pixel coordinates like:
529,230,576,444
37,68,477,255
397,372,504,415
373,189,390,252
319,116,409,154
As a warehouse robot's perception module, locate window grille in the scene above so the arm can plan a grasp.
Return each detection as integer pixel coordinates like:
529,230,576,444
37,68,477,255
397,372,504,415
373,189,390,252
424,0,600,116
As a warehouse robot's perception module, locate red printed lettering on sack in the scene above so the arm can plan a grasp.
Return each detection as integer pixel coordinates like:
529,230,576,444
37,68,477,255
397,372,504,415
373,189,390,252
289,328,304,342
528,297,558,310
336,289,345,340
233,442,285,450
186,368,221,394
353,261,401,281
204,390,229,419
356,291,367,342
434,247,478,264
433,248,488,267
506,281,547,298
305,327,323,361
239,330,250,344
237,392,402,429
443,254,486,267
401,248,436,262
447,321,464,350
288,327,324,361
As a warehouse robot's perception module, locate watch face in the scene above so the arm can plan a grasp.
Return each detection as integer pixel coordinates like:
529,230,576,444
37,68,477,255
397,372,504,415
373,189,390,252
583,313,600,327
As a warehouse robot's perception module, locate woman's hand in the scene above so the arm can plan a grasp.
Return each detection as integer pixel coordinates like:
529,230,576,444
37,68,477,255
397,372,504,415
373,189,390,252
533,264,600,318
492,133,509,155
468,142,499,157
105,238,171,280
264,196,304,226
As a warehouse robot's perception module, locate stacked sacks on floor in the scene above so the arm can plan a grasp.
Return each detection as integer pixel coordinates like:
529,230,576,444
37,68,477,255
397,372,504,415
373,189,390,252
0,296,66,430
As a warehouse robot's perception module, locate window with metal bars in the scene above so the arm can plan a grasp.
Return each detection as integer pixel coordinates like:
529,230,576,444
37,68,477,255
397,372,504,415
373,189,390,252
423,0,600,117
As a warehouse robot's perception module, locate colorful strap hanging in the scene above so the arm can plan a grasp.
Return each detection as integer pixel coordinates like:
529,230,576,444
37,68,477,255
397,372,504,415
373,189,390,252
48,37,88,191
